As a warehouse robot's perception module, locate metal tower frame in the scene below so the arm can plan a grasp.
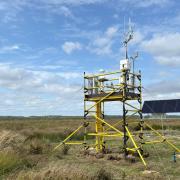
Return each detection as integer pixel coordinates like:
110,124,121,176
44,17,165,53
54,21,179,166
82,69,147,165
54,68,180,167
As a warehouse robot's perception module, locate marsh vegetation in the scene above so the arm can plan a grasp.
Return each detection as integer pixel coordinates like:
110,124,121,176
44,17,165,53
0,117,179,179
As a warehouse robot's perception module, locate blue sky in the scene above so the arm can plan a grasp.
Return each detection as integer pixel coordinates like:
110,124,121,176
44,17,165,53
0,0,180,116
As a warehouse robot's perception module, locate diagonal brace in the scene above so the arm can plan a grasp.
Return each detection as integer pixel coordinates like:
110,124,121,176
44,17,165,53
144,122,180,152
86,91,115,112
53,125,83,151
105,111,139,132
92,114,123,136
125,126,147,166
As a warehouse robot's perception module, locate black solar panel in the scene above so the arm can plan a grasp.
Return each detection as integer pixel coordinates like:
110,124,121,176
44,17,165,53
142,99,180,113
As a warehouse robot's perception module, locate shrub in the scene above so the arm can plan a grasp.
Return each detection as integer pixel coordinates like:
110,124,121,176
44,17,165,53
29,140,43,154
94,168,113,180
61,145,70,155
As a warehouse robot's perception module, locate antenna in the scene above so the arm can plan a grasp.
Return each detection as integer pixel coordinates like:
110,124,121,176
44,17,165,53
123,18,134,59
123,16,125,35
130,52,139,74
128,18,133,33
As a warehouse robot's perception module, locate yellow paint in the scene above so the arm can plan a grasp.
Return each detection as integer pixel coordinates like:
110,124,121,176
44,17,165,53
95,102,103,151
125,126,147,166
53,125,83,151
145,122,180,152
93,114,123,136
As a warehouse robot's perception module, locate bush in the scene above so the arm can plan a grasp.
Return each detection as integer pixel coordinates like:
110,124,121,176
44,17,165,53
29,140,43,154
61,145,70,155
95,168,113,180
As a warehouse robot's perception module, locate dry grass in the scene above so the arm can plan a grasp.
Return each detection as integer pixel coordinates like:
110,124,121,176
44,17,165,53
13,163,92,180
0,130,26,151
0,117,179,179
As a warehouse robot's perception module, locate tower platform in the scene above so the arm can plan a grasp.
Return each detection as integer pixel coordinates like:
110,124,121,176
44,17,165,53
85,91,140,102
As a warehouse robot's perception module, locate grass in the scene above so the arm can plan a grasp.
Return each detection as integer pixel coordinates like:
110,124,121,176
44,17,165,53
61,145,70,155
95,168,113,180
0,117,179,179
0,151,21,177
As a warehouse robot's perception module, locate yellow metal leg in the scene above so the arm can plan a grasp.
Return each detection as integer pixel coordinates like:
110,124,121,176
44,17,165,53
125,126,147,166
95,102,103,152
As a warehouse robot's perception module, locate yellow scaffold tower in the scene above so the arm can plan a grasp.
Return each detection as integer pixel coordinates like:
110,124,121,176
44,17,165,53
54,23,180,166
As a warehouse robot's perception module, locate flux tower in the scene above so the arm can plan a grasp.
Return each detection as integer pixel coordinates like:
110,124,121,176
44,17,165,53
54,23,180,166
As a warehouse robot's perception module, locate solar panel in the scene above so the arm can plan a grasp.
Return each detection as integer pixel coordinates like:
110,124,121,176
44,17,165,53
142,99,180,113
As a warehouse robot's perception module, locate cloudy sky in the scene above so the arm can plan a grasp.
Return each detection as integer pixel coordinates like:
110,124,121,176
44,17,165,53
0,0,179,116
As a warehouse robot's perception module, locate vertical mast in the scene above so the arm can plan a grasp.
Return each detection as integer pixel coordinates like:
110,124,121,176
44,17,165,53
122,18,134,157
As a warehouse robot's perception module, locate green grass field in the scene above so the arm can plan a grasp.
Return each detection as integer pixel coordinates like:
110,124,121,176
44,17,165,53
0,117,179,180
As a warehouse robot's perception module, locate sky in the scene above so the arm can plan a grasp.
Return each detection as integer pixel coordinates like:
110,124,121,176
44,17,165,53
0,0,180,116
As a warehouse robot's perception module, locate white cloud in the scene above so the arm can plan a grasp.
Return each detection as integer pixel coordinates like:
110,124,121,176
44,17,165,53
88,26,118,55
60,6,73,17
131,30,145,45
141,33,180,66
143,79,180,100
0,1,77,23
0,0,108,23
62,41,82,54
120,0,171,8
39,0,107,6
0,45,20,53
105,26,118,37
142,33,180,57
4,99,14,106
0,0,172,24
42,5,76,20
39,0,171,7
0,63,83,115
0,0,30,23
133,0,170,7
155,56,180,66
0,63,81,92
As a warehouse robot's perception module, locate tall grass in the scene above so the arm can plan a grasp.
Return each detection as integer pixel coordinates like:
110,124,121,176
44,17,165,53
0,151,21,176
94,168,113,180
0,118,179,179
